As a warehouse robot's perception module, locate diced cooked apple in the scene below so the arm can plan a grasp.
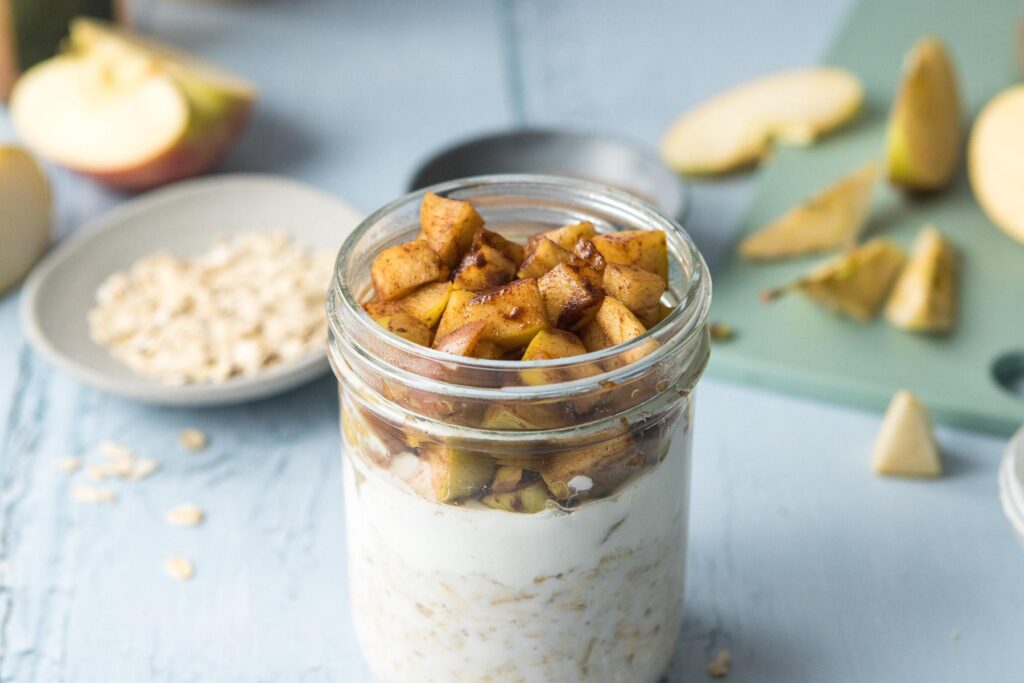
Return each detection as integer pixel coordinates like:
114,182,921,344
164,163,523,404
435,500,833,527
764,239,907,322
420,444,495,502
602,263,666,315
464,278,550,349
579,296,647,352
397,281,452,329
541,432,643,500
543,221,597,250
660,67,864,174
885,226,957,333
371,240,448,301
452,244,518,292
738,163,878,260
517,237,573,279
472,228,525,266
432,320,503,359
374,311,432,346
538,263,604,330
481,480,552,513
362,298,402,320
419,192,483,267
434,289,475,339
480,405,543,430
491,466,526,493
572,237,607,271
520,329,591,384
871,390,941,477
591,230,668,279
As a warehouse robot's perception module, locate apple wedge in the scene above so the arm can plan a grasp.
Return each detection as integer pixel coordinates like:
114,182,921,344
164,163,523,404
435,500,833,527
739,162,878,260
969,85,1024,245
762,239,906,322
871,391,941,478
10,21,254,190
885,226,957,333
660,68,864,174
0,146,51,294
886,37,962,192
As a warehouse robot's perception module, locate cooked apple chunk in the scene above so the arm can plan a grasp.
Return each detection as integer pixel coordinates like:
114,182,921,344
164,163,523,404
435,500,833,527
434,289,474,340
481,480,552,513
473,228,525,266
397,282,452,328
452,244,518,292
419,192,483,267
432,320,502,359
538,263,604,330
464,278,550,349
491,466,527,493
420,444,495,502
517,237,573,279
375,311,432,346
763,239,906,322
579,296,648,352
543,221,596,250
885,226,957,333
480,405,542,430
738,163,878,260
602,263,666,315
371,240,448,301
591,230,668,279
541,432,642,500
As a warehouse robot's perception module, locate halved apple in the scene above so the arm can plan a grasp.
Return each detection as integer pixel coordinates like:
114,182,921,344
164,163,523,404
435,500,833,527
0,146,51,294
660,68,864,174
886,37,962,192
969,85,1024,245
10,20,254,190
739,162,878,260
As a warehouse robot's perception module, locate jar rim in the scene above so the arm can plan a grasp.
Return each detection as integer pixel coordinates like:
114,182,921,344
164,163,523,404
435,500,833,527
328,174,711,394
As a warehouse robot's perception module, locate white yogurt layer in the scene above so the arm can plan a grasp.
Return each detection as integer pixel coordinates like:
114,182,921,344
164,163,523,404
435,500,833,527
342,429,693,683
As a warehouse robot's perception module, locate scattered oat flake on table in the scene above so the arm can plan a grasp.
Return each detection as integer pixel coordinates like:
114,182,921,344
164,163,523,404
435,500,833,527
87,231,334,385
128,458,160,480
71,484,117,504
706,649,732,678
163,556,195,581
100,440,135,462
709,322,735,342
56,456,80,473
166,503,205,527
178,428,208,452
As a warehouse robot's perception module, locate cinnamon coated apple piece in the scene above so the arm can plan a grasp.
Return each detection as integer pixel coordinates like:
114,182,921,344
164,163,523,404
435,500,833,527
517,237,574,279
371,240,448,300
419,192,483,268
591,230,668,279
463,278,550,349
538,263,604,331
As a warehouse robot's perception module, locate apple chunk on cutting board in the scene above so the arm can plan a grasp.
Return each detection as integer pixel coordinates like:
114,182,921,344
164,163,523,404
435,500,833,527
10,20,254,190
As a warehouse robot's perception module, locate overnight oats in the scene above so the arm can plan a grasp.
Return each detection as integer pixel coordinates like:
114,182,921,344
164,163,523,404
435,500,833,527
327,176,711,682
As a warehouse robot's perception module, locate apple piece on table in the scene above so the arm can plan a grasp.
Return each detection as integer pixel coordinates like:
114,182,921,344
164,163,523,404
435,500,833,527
885,226,957,333
0,146,51,294
10,20,254,190
871,391,942,478
739,163,878,261
969,85,1024,246
886,37,962,192
660,67,864,175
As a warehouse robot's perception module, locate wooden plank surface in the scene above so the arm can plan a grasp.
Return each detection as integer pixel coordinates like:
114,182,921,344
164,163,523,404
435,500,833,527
1,1,1021,681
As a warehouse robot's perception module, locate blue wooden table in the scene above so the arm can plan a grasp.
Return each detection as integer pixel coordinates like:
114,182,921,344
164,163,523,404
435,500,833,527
2,1,1022,681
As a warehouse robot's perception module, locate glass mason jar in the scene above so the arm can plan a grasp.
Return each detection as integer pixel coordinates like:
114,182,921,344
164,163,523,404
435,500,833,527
327,175,711,683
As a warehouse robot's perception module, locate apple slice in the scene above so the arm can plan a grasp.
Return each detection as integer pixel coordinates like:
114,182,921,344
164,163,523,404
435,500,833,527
10,21,254,190
871,391,941,478
886,38,962,192
762,239,906,322
739,162,878,260
660,68,864,174
885,226,957,333
969,85,1024,245
0,146,51,294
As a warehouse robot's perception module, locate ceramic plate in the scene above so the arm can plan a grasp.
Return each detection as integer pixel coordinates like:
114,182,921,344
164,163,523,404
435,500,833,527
21,174,363,406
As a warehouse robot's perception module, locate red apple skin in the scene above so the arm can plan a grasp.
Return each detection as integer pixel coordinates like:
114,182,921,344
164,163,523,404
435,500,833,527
82,100,252,190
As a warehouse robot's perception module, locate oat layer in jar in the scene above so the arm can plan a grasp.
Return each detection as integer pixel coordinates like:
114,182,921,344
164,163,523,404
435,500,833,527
327,175,711,683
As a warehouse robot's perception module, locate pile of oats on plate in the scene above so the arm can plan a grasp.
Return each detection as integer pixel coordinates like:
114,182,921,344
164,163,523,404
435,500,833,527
88,231,335,385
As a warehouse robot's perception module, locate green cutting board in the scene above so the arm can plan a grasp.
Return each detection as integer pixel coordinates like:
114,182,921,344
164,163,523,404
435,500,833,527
707,0,1024,434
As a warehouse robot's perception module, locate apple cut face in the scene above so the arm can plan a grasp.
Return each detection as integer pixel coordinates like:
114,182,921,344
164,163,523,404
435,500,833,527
969,85,1024,245
0,146,51,294
739,162,878,260
11,54,190,178
660,68,864,175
